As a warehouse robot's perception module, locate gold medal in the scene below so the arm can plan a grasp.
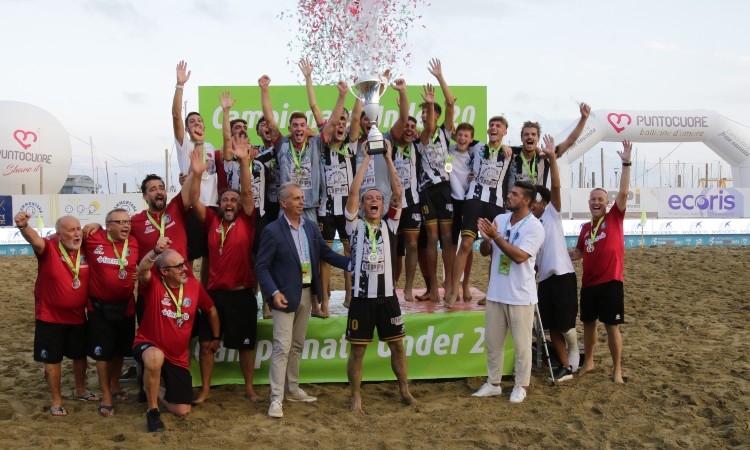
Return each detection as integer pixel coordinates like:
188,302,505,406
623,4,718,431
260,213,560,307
368,252,379,263
586,243,595,253
72,278,81,289
201,170,209,180
118,269,127,280
444,163,453,173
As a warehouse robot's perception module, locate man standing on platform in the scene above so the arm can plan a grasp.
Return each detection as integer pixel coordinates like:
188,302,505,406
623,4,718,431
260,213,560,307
569,140,633,384
474,181,544,403
256,182,350,418
84,208,140,416
15,213,98,416
344,142,415,412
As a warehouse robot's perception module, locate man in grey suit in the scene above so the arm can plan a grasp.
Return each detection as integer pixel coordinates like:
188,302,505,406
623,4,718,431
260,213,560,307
256,182,350,418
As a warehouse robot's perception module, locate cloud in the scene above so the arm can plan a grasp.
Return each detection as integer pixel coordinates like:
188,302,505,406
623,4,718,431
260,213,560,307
83,0,153,30
713,51,750,67
646,41,679,51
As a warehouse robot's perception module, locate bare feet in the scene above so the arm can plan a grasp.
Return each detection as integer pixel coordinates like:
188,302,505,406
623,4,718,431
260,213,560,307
401,393,417,405
263,303,272,319
444,291,457,309
403,290,415,302
343,297,351,309
191,388,210,405
580,363,595,374
246,390,264,403
350,397,364,413
612,372,625,384
462,286,473,302
477,297,486,306
415,292,430,302
321,301,330,318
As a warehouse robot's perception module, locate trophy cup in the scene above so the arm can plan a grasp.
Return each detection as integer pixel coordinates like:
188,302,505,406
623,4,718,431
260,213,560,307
350,74,387,155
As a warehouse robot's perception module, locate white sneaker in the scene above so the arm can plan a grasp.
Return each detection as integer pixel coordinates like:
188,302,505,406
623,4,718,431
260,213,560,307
268,400,283,418
471,382,503,397
286,388,317,403
509,386,527,403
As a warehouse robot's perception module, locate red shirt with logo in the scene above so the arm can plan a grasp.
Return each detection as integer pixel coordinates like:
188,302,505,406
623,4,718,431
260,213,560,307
83,229,140,315
576,203,626,288
130,195,189,262
34,238,89,325
203,208,256,291
133,277,213,369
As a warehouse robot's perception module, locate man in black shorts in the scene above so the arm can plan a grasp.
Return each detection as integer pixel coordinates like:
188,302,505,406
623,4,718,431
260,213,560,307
344,142,415,412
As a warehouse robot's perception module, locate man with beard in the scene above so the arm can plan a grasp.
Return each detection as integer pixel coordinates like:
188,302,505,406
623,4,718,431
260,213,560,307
186,140,264,404
474,181,544,404
14,213,98,416
344,142,415,412
83,208,140,416
134,243,220,432
569,140,633,384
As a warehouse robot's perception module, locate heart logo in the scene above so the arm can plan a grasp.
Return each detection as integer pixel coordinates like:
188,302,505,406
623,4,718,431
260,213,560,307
607,113,632,134
13,130,38,150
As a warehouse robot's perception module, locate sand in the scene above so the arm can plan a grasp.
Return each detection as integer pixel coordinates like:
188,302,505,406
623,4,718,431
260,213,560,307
0,246,748,449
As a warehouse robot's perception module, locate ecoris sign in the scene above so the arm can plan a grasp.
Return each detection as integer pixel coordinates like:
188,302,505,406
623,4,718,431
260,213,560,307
657,188,744,218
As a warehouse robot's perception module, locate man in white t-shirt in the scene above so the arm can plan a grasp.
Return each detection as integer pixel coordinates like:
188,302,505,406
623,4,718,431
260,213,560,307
531,135,579,381
474,181,544,403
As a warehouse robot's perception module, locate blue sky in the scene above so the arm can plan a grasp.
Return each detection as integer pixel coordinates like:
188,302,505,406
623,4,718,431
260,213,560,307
1,0,748,190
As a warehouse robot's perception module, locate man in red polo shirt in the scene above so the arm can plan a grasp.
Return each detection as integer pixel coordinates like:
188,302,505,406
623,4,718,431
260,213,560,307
15,213,99,416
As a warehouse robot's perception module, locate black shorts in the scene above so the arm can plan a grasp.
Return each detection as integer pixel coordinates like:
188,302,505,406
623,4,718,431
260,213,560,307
460,199,504,240
398,203,422,233
580,280,625,325
419,181,453,224
87,307,135,360
451,199,465,244
186,208,209,260
253,210,272,255
133,342,192,405
318,214,350,243
34,320,87,364
345,296,406,344
201,288,258,349
538,272,578,332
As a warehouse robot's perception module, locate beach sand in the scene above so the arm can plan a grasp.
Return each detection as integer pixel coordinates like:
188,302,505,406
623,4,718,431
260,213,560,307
0,246,748,449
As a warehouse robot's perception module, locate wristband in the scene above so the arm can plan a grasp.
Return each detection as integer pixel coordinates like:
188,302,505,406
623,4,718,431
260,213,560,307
17,223,27,230
175,84,184,90
146,252,157,262
622,161,632,167
211,336,221,341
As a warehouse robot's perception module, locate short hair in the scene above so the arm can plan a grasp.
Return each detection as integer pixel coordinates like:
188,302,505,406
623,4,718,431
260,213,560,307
455,122,475,136
419,102,442,116
219,188,241,200
55,215,79,233
407,116,417,125
156,249,178,270
489,116,509,129
184,111,202,128
590,187,608,197
535,185,551,203
140,174,164,195
105,208,129,223
230,118,247,130
288,111,307,126
360,188,384,204
278,182,302,202
255,117,267,134
521,121,541,136
514,180,537,202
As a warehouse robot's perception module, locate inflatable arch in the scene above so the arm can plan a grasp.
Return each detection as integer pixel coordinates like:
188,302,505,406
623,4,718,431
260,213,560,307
553,109,750,188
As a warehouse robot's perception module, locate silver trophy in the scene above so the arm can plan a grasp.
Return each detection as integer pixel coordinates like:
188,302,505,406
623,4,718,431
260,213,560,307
350,74,387,155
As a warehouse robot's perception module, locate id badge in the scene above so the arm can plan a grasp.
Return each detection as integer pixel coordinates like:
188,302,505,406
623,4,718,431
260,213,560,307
301,262,312,284
497,254,511,275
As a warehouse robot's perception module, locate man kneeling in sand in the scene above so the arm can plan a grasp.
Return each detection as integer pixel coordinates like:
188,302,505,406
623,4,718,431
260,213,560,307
133,240,220,432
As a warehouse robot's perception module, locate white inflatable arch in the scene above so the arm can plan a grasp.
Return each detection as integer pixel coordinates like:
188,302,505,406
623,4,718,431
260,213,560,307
554,109,750,187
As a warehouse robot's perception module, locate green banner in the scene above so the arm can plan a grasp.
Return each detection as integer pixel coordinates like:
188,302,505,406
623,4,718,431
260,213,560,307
198,85,487,147
189,311,515,386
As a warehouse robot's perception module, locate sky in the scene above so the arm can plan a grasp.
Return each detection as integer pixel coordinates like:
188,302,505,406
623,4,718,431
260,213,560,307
1,0,748,191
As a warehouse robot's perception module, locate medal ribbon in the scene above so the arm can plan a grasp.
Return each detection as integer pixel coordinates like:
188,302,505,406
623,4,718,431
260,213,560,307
397,143,411,159
107,233,128,272
161,278,184,320
330,142,349,157
146,211,166,237
488,144,502,159
589,215,605,248
519,152,538,183
291,140,307,173
220,220,236,253
364,221,379,256
58,241,81,282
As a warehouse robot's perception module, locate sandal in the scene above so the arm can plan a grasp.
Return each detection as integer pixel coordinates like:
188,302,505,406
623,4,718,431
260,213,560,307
50,405,68,416
98,403,115,417
113,391,129,401
71,391,100,402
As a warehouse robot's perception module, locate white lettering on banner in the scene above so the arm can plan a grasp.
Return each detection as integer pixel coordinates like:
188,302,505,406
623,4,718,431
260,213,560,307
470,327,485,354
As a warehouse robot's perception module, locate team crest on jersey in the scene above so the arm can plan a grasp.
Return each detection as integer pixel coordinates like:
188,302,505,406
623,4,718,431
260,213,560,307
181,312,190,321
93,245,104,255
125,248,131,256
183,297,191,308
161,297,171,306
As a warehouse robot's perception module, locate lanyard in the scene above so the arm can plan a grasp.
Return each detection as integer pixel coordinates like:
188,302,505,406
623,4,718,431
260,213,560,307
504,214,532,245
488,144,502,159
146,211,166,237
445,151,454,165
519,152,537,183
430,128,441,152
589,215,605,247
58,241,81,281
330,142,349,157
107,233,128,272
161,278,184,319
364,221,379,255
220,220,236,251
397,143,411,159
291,140,307,173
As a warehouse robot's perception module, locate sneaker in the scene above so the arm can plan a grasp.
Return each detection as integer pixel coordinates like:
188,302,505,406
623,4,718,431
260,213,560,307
471,382,503,397
509,386,527,403
146,408,165,432
268,400,284,418
550,365,574,382
286,388,317,403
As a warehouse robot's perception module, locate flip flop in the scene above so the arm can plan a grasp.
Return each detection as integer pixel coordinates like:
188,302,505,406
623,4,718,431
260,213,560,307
98,403,115,417
71,391,100,402
113,391,129,401
50,406,67,416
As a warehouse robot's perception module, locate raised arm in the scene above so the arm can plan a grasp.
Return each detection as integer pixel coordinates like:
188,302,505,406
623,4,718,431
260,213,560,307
418,84,436,145
137,236,171,285
14,211,45,254
172,60,190,144
389,78,409,140
220,90,236,162
350,98,363,144
556,102,591,157
228,135,256,216
299,59,325,128
384,141,402,210
615,140,633,211
258,75,281,141
345,147,373,216
321,80,349,142
186,147,208,221
428,58,456,132
542,134,562,212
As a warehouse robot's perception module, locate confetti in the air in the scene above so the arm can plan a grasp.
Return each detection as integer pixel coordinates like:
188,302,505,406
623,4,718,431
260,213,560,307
278,0,430,84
